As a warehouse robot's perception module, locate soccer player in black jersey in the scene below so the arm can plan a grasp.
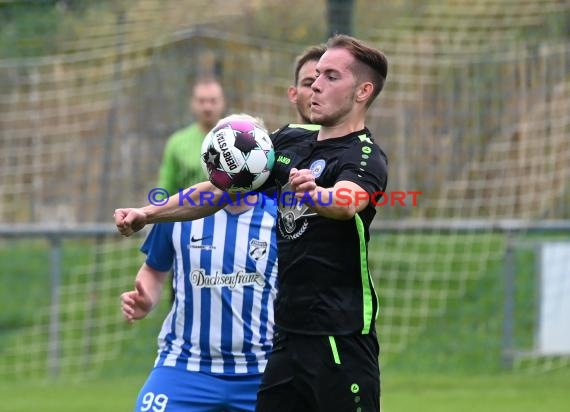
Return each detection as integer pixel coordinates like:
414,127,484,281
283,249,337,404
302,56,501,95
115,35,388,412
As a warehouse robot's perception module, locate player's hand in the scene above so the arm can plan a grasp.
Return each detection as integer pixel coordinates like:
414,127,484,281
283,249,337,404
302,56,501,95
120,279,153,324
114,208,147,237
289,168,317,199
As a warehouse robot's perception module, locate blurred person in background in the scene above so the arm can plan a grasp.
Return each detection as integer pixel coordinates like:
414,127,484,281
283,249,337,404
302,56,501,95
158,76,226,197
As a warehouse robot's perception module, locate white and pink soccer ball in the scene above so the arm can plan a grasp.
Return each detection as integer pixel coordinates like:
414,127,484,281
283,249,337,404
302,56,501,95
201,115,275,193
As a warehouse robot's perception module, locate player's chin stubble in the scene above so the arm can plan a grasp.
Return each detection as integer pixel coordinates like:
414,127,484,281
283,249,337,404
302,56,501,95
310,112,336,127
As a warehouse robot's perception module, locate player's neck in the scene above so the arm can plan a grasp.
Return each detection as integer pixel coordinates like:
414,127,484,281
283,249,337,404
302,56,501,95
317,117,365,141
197,122,214,134
224,195,258,214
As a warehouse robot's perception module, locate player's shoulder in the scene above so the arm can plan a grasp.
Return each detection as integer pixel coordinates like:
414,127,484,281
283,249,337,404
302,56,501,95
344,129,388,165
168,123,200,143
286,123,321,132
357,129,386,153
145,222,176,242
270,123,320,140
256,194,279,217
155,221,177,231
366,132,388,166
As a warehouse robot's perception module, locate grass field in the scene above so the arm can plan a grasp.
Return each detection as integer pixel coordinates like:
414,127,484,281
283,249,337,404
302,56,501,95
2,233,570,410
2,370,570,412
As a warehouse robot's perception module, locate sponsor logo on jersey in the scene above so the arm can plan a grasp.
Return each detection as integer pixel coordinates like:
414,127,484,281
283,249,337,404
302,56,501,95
188,234,216,250
190,269,265,288
277,155,291,165
188,244,216,251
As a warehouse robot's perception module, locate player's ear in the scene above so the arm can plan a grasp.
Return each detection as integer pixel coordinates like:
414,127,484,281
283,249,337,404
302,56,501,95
287,85,298,104
355,82,373,104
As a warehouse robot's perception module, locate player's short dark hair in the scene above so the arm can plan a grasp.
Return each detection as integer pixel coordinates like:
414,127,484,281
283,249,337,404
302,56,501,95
293,44,327,86
326,34,388,107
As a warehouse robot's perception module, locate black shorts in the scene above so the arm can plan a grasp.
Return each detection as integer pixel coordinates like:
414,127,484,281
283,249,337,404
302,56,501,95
256,330,380,412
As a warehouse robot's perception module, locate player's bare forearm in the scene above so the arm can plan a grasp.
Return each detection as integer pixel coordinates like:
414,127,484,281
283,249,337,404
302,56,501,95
121,263,169,322
115,181,236,236
136,263,169,312
290,169,366,220
143,181,226,223
307,185,357,220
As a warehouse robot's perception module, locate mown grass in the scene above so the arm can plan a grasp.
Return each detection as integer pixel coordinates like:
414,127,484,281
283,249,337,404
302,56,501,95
2,369,570,412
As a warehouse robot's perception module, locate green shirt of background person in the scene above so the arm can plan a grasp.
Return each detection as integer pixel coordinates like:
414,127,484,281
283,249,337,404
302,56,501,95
158,77,226,197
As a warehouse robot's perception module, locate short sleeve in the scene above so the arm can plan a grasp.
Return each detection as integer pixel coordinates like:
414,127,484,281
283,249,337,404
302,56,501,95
140,222,176,272
336,138,388,202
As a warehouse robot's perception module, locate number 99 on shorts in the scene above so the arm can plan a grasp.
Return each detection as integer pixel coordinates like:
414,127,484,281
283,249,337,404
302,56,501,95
140,392,169,412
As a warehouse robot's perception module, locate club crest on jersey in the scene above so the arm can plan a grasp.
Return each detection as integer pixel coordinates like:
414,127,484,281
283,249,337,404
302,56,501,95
309,159,326,178
249,239,268,261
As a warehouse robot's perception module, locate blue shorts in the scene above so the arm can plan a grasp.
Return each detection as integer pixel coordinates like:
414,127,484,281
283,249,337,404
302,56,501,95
134,366,262,412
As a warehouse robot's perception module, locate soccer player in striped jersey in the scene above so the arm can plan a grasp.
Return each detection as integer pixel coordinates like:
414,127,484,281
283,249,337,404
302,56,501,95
120,117,278,412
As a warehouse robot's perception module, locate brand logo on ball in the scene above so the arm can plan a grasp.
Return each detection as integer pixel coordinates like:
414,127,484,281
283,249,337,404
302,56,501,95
309,159,326,178
216,130,239,171
248,239,268,261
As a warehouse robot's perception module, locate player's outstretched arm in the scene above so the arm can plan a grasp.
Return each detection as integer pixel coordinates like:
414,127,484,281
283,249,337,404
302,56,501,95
115,181,229,236
289,168,368,220
120,263,169,324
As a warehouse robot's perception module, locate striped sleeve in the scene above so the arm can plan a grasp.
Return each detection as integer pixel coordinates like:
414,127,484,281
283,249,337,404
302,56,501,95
140,222,176,272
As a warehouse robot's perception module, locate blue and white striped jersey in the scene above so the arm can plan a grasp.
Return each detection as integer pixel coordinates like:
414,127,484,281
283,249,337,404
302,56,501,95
141,198,278,375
